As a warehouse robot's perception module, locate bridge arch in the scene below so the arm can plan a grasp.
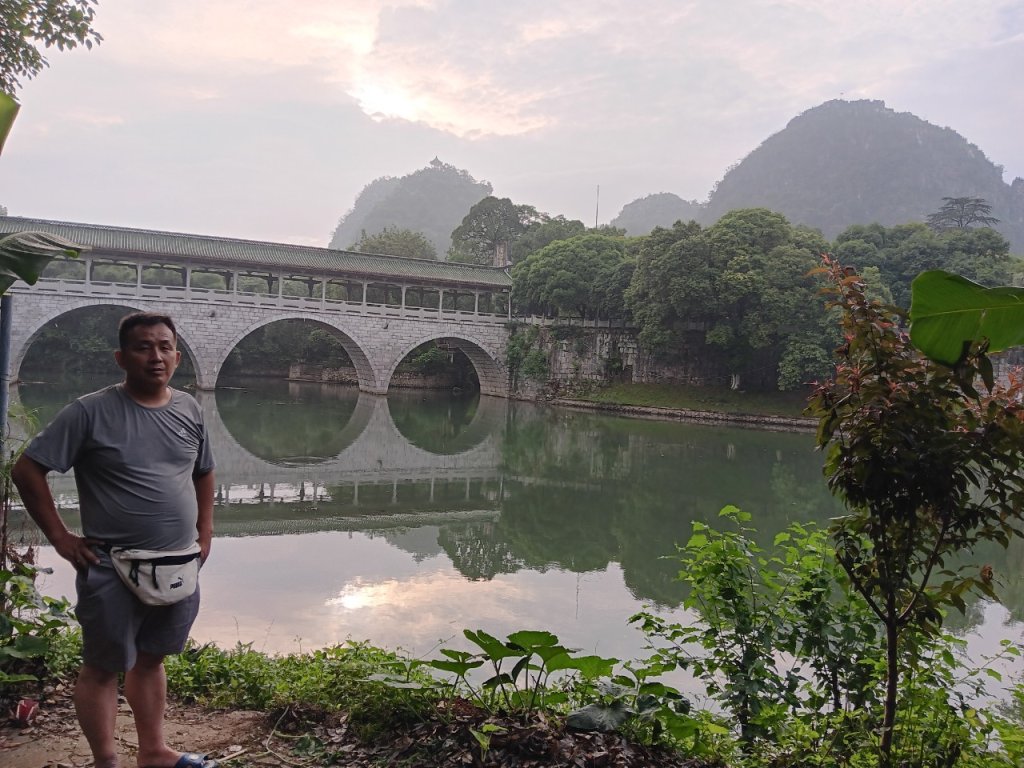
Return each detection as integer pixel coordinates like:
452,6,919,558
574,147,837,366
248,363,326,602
10,298,202,387
213,313,376,392
384,331,507,397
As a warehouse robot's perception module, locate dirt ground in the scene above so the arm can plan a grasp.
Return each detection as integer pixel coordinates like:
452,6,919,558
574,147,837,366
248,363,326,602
2,687,714,768
1,688,276,768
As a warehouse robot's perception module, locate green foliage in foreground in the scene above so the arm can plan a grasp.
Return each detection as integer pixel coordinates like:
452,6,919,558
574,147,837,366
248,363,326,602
163,640,437,739
809,257,1024,766
910,270,1024,366
4,525,1024,767
0,563,75,685
636,507,1024,767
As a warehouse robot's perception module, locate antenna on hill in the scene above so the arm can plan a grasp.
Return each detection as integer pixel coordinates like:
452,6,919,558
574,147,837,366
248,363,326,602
595,185,600,229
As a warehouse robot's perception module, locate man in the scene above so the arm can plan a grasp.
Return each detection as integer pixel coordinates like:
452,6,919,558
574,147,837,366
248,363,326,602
12,312,217,768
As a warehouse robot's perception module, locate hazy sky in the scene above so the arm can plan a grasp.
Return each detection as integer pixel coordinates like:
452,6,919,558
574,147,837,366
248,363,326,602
0,0,1021,247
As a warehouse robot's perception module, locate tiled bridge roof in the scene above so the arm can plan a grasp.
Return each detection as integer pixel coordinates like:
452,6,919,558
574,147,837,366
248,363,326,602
0,217,512,290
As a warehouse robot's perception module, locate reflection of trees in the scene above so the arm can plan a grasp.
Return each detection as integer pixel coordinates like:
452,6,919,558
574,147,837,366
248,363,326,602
388,389,481,454
216,380,359,464
437,522,524,580
489,403,845,605
499,483,620,572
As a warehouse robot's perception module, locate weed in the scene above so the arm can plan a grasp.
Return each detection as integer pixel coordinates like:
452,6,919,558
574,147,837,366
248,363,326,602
427,629,616,722
0,563,76,689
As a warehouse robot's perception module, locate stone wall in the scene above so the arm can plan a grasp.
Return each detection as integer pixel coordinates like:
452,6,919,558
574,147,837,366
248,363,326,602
510,326,733,398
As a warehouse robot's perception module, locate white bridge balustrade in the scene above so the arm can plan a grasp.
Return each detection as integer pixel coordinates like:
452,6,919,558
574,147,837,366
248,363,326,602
0,218,514,396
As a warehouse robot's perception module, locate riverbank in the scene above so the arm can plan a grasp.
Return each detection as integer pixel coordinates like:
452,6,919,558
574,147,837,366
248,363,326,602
0,671,712,768
544,382,817,431
550,397,817,432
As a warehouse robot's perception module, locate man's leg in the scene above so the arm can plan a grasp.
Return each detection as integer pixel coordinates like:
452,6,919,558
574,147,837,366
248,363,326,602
125,652,180,768
75,663,121,768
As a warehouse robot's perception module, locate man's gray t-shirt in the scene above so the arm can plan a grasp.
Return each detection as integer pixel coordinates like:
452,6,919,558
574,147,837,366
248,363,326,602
25,383,215,550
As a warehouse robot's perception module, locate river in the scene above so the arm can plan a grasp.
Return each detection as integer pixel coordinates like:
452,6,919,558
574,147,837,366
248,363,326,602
12,375,1023,693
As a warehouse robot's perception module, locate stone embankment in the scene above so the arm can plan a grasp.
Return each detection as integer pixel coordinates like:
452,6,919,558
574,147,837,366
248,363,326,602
550,397,818,432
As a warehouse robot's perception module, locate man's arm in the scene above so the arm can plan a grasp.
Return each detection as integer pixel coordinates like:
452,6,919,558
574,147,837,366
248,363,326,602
193,470,215,563
11,455,100,568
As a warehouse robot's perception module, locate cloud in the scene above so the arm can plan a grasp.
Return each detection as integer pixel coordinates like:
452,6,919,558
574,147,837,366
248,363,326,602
83,0,1020,141
3,0,1020,241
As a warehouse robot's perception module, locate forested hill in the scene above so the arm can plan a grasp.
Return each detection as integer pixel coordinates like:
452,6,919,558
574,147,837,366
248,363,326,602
329,159,492,257
610,193,703,236
701,99,1024,250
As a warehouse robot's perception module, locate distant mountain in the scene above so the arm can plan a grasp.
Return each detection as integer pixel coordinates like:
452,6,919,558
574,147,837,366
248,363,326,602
701,99,1024,250
609,193,703,235
329,159,492,257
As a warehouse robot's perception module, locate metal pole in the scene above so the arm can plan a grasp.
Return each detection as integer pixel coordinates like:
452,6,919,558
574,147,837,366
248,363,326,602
0,294,13,455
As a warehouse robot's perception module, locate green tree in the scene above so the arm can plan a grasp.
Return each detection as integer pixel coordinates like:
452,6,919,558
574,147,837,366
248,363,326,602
0,0,102,94
626,210,832,391
448,196,545,266
808,257,1024,767
926,196,999,231
509,215,586,263
834,221,1013,309
350,226,436,260
511,233,633,319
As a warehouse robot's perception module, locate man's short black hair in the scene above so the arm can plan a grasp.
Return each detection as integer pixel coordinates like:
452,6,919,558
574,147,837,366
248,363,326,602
118,312,178,350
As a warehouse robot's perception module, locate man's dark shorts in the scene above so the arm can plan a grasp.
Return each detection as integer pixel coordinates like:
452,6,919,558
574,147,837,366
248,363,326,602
75,552,200,672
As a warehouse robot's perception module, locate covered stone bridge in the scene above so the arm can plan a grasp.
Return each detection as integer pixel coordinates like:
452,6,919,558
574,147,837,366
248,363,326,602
0,217,514,395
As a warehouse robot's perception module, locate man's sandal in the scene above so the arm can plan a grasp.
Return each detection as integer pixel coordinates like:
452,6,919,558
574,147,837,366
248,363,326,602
168,753,219,768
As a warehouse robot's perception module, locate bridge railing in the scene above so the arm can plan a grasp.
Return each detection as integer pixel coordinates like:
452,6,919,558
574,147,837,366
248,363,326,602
519,315,636,330
15,278,510,324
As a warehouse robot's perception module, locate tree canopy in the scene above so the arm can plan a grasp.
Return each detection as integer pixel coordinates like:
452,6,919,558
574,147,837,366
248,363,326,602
349,226,436,260
833,221,1014,308
626,209,832,390
448,196,546,266
510,215,586,263
511,233,634,319
0,0,102,94
926,196,1000,231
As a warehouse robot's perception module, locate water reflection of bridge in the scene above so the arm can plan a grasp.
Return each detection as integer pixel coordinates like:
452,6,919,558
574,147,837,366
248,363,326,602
21,388,510,532
205,389,506,485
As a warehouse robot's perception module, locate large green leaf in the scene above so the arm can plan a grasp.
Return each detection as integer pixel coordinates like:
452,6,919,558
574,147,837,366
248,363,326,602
909,270,1024,365
0,231,85,294
0,91,19,155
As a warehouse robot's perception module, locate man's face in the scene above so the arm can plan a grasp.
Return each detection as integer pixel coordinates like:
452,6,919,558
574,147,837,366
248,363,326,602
115,322,181,392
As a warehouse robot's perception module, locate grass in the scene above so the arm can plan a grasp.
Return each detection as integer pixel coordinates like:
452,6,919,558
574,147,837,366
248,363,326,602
572,382,814,418
163,640,438,739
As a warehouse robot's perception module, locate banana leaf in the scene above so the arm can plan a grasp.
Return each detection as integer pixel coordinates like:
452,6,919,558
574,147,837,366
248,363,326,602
0,231,85,294
0,92,19,155
909,269,1024,365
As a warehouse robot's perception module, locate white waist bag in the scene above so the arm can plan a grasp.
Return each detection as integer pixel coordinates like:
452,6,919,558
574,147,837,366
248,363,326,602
109,543,202,606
